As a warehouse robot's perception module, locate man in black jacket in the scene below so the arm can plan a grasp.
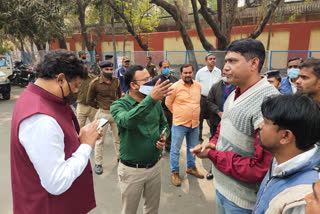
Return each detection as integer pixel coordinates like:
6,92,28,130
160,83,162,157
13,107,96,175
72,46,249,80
206,68,235,179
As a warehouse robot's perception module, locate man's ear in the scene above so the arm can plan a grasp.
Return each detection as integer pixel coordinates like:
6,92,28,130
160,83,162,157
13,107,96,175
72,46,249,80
130,81,137,90
251,57,260,72
56,73,65,86
279,129,295,146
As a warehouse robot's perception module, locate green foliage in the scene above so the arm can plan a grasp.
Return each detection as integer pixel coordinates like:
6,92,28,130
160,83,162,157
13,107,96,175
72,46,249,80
288,12,300,22
113,0,160,34
0,30,13,54
0,0,66,49
208,0,218,10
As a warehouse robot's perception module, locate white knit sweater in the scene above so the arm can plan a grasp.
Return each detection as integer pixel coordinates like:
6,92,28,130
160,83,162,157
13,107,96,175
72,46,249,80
213,77,279,210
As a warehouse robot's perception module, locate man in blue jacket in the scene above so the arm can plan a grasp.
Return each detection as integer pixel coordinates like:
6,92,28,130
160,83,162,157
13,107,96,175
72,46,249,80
279,57,303,94
253,93,320,214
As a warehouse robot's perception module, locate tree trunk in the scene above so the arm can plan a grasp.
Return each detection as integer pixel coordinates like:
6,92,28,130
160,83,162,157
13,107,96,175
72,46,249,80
111,9,117,67
266,15,273,51
106,0,149,51
249,0,282,39
198,0,228,50
122,22,127,55
191,0,215,51
150,0,198,70
58,37,67,49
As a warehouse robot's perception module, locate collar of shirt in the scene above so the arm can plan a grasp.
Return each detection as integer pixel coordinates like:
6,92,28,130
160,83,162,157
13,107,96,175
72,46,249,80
124,93,139,106
98,76,115,84
234,77,263,100
272,145,318,177
182,79,193,86
204,66,218,72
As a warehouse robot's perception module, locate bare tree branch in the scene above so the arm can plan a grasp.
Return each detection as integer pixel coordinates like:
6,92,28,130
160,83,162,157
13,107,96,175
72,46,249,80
106,0,149,51
249,0,283,39
191,0,215,51
198,0,228,49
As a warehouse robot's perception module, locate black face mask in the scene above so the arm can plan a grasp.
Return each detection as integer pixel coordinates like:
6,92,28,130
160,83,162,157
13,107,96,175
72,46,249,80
102,72,113,79
60,81,78,105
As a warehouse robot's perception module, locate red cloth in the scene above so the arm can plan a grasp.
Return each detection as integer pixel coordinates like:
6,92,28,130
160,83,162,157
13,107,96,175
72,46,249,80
208,123,272,183
11,83,96,214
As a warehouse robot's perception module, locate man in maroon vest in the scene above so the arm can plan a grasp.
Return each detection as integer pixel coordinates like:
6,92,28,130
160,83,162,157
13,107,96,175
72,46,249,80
11,50,102,214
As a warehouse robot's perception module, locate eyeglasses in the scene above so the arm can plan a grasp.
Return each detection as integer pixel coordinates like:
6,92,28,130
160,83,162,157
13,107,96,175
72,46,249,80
134,76,152,82
288,65,299,69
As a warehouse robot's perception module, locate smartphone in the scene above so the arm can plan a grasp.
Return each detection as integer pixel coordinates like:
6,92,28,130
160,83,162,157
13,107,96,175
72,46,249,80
97,118,109,131
159,128,167,140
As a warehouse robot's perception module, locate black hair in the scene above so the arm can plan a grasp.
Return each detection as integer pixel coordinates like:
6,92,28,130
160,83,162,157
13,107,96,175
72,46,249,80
159,60,169,68
267,70,281,82
299,58,320,79
35,49,88,81
288,57,303,65
147,56,152,60
261,93,320,151
180,64,194,73
105,55,113,60
124,65,144,89
273,75,281,83
205,53,215,61
226,38,265,73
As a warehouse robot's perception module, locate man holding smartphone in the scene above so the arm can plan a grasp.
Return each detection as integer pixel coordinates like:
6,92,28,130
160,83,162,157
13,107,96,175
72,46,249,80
87,60,121,175
11,50,102,214
111,65,171,214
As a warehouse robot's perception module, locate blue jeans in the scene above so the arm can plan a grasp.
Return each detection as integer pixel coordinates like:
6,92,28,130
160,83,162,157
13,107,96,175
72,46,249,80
215,190,252,214
170,124,199,172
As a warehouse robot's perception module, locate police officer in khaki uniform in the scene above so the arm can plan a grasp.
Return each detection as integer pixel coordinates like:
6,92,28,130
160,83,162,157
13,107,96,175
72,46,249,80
76,71,98,128
146,56,157,78
87,60,121,175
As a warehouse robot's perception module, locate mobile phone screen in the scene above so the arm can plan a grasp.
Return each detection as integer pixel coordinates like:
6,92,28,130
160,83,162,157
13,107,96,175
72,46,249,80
97,119,109,130
160,128,166,138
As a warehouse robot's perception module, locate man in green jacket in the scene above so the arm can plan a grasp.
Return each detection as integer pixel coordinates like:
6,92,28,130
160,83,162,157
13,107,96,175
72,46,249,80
111,65,172,214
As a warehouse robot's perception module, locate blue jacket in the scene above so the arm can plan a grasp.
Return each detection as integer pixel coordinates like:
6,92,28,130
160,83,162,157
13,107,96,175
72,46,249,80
253,147,320,214
279,77,293,94
114,66,128,93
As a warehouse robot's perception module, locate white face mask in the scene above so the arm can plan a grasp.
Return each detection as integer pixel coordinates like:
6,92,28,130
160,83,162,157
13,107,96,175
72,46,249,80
139,85,154,96
221,76,228,83
138,80,154,96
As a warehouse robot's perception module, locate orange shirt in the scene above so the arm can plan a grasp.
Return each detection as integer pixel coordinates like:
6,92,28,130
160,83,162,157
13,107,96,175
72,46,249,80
165,80,201,128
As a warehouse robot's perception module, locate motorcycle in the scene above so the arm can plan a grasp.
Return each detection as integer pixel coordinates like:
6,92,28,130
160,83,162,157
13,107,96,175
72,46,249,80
8,61,35,87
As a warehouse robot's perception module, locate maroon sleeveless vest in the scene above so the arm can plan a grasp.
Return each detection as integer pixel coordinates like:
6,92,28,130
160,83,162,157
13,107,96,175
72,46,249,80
11,83,96,214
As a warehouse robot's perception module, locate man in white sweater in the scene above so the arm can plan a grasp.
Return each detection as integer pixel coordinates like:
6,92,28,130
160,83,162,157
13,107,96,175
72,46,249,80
191,38,279,213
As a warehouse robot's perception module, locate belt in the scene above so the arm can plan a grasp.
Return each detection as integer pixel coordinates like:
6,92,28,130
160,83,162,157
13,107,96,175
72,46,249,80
201,95,207,98
120,156,162,169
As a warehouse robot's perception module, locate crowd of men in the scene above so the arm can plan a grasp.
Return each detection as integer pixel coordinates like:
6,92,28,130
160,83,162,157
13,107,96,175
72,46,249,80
10,38,320,214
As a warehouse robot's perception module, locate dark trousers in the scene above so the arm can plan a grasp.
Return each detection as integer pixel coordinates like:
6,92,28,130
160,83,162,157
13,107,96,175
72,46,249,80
163,108,173,150
199,95,209,141
209,124,217,140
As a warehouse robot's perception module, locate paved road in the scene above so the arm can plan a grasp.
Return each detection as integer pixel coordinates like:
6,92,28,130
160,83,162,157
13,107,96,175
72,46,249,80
0,86,216,214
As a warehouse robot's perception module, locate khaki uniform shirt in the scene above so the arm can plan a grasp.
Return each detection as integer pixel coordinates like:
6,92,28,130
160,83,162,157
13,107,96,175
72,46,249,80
87,76,121,110
77,73,97,105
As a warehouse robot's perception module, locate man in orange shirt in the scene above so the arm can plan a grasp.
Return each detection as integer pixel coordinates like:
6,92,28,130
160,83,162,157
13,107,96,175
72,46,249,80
166,64,205,186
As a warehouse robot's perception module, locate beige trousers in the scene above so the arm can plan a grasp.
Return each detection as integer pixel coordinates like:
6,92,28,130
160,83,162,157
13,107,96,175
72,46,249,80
76,103,97,128
118,160,162,214
94,108,120,164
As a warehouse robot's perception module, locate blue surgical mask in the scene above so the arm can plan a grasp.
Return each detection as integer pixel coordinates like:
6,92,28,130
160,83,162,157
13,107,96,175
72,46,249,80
139,80,154,96
287,68,299,79
162,68,170,75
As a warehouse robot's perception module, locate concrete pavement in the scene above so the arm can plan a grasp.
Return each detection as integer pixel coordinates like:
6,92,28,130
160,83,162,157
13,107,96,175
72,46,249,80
1,86,216,214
